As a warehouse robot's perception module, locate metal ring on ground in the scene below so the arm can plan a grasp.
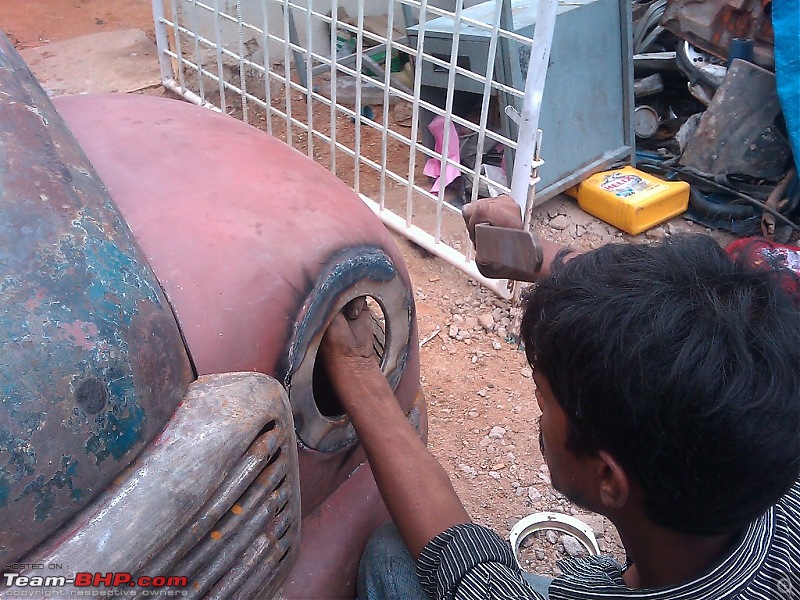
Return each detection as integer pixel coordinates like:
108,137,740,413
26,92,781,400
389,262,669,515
509,512,600,566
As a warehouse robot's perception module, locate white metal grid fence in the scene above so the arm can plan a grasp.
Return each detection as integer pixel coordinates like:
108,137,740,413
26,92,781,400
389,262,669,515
151,0,572,297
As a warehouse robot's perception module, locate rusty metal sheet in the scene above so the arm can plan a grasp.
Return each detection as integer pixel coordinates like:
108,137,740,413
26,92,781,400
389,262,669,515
0,37,193,565
662,0,774,68
680,59,791,181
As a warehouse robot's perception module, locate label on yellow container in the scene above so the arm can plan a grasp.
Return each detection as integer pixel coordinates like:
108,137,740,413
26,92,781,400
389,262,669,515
566,166,690,236
597,171,651,197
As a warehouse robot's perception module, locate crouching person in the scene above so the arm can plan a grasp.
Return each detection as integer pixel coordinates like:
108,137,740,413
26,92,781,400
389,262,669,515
320,202,800,600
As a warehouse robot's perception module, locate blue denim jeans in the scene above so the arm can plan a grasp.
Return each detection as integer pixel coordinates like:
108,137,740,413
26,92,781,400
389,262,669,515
358,523,553,599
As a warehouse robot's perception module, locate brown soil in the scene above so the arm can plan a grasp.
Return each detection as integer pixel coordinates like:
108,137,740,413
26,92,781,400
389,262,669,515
1,0,155,49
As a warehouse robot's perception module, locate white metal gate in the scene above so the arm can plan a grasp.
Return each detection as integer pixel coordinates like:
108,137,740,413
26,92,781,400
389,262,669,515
150,0,631,297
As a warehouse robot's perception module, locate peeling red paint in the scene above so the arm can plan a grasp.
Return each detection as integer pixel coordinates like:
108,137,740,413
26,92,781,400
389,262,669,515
56,321,100,350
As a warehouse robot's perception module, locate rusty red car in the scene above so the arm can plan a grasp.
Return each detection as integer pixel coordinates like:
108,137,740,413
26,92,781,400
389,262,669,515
0,33,425,599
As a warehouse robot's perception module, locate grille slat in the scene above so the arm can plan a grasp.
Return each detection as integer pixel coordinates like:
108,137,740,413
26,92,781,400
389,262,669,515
177,464,293,599
137,426,287,578
208,508,298,600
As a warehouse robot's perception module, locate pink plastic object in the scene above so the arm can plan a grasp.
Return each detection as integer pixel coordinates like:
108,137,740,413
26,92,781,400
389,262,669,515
423,115,461,193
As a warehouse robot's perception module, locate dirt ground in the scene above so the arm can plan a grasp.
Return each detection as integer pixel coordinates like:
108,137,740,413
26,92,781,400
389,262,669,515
0,0,154,49
3,1,736,576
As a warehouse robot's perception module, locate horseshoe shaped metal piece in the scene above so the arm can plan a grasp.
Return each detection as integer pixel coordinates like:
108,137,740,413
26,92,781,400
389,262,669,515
509,511,601,566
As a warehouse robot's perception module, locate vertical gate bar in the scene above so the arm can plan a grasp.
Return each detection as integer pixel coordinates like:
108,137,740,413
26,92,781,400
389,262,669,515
329,0,339,174
523,129,543,229
190,0,207,104
304,0,315,159
152,0,175,85
236,0,249,123
434,0,464,245
465,0,504,263
212,0,228,113
287,5,306,87
282,0,294,146
509,0,557,209
353,0,365,194
379,0,396,212
469,0,503,206
510,129,543,328
169,0,187,92
405,0,429,229
260,0,274,135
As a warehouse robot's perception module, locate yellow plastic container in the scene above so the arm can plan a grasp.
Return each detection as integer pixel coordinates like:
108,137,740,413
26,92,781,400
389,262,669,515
565,166,690,235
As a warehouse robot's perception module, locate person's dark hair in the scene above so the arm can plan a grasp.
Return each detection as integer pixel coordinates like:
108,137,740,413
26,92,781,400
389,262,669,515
521,234,800,535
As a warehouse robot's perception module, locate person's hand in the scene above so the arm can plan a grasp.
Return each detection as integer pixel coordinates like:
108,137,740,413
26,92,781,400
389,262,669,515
463,195,572,281
462,195,523,243
319,297,382,384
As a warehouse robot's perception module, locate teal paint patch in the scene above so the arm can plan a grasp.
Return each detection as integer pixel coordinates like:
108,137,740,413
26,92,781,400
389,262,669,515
1,203,163,521
37,213,161,464
0,469,10,507
0,384,26,419
18,412,45,433
20,455,83,522
85,374,146,463
0,429,37,482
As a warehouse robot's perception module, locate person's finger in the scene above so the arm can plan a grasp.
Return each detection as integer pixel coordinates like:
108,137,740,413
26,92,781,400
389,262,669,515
463,203,481,242
462,202,476,221
321,312,351,352
344,296,368,320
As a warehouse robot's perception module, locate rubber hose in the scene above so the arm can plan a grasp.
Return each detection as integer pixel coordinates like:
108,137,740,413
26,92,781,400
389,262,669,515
688,189,756,220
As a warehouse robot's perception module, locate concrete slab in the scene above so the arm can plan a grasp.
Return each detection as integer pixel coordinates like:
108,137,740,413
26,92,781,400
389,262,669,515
20,29,160,96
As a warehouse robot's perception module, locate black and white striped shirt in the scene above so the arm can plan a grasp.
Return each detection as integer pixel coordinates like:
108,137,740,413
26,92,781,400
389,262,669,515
417,480,799,600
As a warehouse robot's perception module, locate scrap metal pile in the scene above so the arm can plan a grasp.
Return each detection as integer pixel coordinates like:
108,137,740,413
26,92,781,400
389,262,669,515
629,0,799,241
